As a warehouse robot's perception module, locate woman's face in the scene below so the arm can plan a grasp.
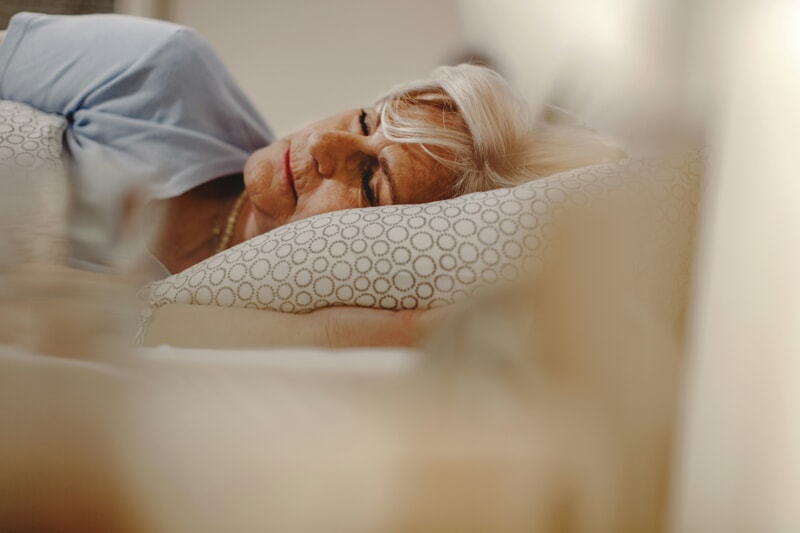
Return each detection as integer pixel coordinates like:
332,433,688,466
242,107,457,235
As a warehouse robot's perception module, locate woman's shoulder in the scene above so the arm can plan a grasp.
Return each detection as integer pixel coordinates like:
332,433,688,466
0,13,210,106
5,11,190,43
22,12,211,63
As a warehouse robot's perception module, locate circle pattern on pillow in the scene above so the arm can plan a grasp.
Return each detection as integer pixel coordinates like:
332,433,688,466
142,152,703,331
0,100,68,265
0,101,65,173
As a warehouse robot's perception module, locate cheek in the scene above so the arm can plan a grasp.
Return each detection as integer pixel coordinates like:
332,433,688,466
292,184,361,222
243,147,275,194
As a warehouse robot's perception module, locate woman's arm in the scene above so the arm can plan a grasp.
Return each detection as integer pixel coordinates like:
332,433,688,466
142,304,448,349
0,30,6,45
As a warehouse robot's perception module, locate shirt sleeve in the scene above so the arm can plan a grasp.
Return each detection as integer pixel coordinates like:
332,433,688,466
0,12,274,196
0,12,191,115
0,12,274,268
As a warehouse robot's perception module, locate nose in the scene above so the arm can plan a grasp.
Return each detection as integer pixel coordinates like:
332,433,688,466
307,130,369,179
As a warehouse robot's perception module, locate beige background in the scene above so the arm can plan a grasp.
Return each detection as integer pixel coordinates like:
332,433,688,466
162,0,470,136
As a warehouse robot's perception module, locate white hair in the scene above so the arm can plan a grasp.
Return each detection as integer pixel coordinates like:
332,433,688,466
375,64,625,196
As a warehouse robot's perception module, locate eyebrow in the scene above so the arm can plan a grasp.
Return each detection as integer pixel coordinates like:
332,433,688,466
379,156,398,205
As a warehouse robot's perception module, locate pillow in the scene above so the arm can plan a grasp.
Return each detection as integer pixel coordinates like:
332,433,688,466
0,100,65,172
0,100,68,265
143,152,703,318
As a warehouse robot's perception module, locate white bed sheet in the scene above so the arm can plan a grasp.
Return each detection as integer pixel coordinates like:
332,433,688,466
0,344,466,532
0,342,552,532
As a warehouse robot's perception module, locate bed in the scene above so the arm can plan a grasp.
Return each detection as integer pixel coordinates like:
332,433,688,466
0,99,703,531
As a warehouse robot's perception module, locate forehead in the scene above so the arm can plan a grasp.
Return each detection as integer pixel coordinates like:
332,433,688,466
381,138,457,205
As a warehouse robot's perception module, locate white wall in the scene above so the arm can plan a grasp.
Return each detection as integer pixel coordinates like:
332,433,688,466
167,0,468,136
455,0,705,154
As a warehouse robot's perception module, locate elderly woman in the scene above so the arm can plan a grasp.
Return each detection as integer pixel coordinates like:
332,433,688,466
0,12,615,347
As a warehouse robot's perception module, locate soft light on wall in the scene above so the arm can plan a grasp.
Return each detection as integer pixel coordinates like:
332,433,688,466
165,0,467,135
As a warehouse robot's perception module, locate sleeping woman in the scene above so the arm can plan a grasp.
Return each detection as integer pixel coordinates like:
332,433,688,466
0,12,619,348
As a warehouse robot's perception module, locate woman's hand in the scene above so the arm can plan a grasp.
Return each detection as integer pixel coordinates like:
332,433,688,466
142,304,451,350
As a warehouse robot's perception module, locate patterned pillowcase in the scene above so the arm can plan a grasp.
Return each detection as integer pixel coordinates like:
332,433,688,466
144,153,703,319
0,100,66,172
0,100,68,265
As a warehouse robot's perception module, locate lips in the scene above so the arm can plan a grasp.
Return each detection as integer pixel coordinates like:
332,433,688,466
283,147,297,200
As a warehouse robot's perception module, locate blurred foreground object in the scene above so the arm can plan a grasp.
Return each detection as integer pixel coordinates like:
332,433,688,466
424,152,703,532
0,99,146,530
0,101,140,359
670,2,800,532
457,0,800,529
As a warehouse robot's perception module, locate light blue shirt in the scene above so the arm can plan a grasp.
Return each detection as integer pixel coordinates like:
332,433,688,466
0,12,274,270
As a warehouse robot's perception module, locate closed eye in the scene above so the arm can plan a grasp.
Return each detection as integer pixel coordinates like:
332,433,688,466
358,109,377,205
360,158,377,206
